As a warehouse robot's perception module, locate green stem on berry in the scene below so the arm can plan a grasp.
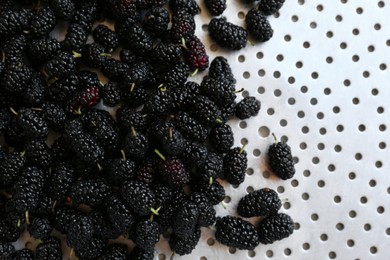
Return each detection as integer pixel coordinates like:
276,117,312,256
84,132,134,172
100,53,112,57
150,206,161,221
154,149,166,161
190,68,198,77
131,126,137,137
215,118,223,124
25,210,30,225
17,218,21,228
170,252,176,260
159,85,167,92
208,225,216,231
73,106,82,115
232,88,244,94
130,83,135,92
272,133,278,143
9,107,18,116
72,51,82,58
181,37,187,49
99,81,104,87
209,177,213,186
239,144,247,154
247,39,255,46
120,149,126,160
97,163,103,171
220,201,227,209
168,127,173,140
52,200,57,212
32,107,43,112
22,30,30,34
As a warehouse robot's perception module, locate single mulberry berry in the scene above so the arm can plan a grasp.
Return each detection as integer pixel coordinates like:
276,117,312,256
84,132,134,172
170,11,196,41
169,0,199,15
27,37,62,65
44,51,79,78
173,201,199,238
237,188,281,217
267,134,295,180
27,218,53,240
151,42,183,67
205,0,227,16
215,216,260,250
49,162,74,202
142,7,170,36
223,146,247,185
208,56,235,83
191,95,222,127
246,8,273,42
62,23,88,53
198,152,223,182
200,77,236,106
182,35,209,71
101,244,128,260
209,124,234,154
174,112,208,143
93,24,119,51
29,7,57,37
258,213,294,244
235,96,261,119
123,128,149,159
258,0,285,16
51,0,76,20
189,192,216,227
35,236,63,260
1,63,32,94
69,179,111,208
169,227,201,255
120,180,156,216
194,179,225,205
208,17,247,50
134,220,160,251
17,108,49,139
156,151,190,187
24,139,53,169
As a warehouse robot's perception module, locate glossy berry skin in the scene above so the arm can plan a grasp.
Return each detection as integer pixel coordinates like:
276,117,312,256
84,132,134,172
0,9,32,37
24,139,53,169
0,151,26,189
223,147,248,185
50,162,74,202
268,140,295,180
102,82,121,107
205,0,227,16
208,18,247,50
69,133,105,164
170,11,196,41
152,43,182,67
236,96,261,119
174,112,208,143
258,0,286,15
209,56,235,83
27,218,53,239
62,23,88,53
209,124,234,154
161,128,186,156
12,166,46,214
28,38,62,65
237,188,281,217
29,7,57,37
173,202,199,238
0,241,15,259
194,179,225,205
93,24,119,51
246,8,273,42
44,52,77,78
101,244,128,260
35,236,63,260
258,213,294,244
169,227,201,255
17,108,49,140
123,131,149,160
104,195,134,236
189,192,216,227
1,63,32,94
198,152,223,182
8,249,34,260
66,215,94,251
51,0,76,20
121,180,156,216
69,179,111,208
134,220,160,251
200,77,236,106
191,95,222,127
169,0,199,15
183,35,209,71
215,216,260,250
143,7,170,36
158,156,190,188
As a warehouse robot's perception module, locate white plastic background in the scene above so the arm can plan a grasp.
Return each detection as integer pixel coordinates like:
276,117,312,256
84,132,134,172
154,0,390,259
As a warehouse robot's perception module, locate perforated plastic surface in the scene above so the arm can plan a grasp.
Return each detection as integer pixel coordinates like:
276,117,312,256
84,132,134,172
152,0,390,259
